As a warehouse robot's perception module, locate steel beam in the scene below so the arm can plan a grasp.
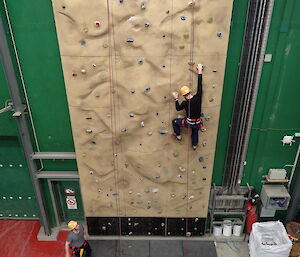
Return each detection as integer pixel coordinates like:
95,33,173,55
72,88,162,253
0,17,51,235
32,152,76,160
36,171,79,179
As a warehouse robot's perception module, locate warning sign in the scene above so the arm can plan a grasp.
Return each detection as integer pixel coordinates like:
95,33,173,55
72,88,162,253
66,196,78,209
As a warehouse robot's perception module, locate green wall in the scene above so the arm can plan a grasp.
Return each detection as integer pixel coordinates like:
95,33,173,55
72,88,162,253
1,0,300,225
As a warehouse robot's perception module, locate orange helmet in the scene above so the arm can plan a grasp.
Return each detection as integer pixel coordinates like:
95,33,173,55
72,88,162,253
68,220,78,230
179,86,191,96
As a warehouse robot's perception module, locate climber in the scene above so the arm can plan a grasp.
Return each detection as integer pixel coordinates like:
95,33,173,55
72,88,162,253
172,63,203,150
65,220,92,257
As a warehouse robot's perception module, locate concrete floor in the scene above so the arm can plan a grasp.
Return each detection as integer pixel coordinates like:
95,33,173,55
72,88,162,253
215,241,249,257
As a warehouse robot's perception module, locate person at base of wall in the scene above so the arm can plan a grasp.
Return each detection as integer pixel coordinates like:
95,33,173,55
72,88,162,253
65,220,92,257
172,63,203,150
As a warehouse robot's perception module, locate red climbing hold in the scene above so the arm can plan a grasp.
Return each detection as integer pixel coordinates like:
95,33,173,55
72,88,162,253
72,72,77,77
95,21,101,27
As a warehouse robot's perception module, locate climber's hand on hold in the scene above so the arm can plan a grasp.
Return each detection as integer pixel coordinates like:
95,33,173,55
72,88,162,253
172,92,179,100
197,64,203,74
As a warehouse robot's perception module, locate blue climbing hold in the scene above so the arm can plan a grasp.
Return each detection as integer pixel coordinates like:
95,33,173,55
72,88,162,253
127,38,134,43
198,157,204,162
180,16,186,20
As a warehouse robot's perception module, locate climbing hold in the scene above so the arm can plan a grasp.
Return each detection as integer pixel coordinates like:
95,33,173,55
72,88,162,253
81,69,86,74
209,98,214,102
86,129,93,133
188,0,195,7
152,188,159,193
103,43,108,48
183,34,189,39
212,84,216,88
158,130,168,135
144,87,151,93
179,45,185,49
145,189,150,193
203,166,207,169
177,174,183,178
129,191,133,194
157,163,161,167
72,72,77,77
89,170,94,175
155,176,160,179
162,65,166,68
156,112,159,116
80,40,86,46
144,22,150,27
202,178,207,181
201,128,206,132
213,69,218,72
130,89,135,94
83,27,89,33
217,32,222,37
125,163,129,168
119,0,124,3
62,5,66,9
202,141,207,147
166,10,170,14
192,170,196,174
94,21,101,27
141,1,147,9
198,156,204,162
178,166,186,172
92,64,97,67
207,17,213,23
204,116,210,121
85,117,92,120
189,195,195,200
126,38,134,43
146,131,152,136
188,61,195,66
121,128,127,132
200,112,205,117
140,121,145,127
171,194,176,198
180,16,186,21
129,113,135,117
137,193,142,197
138,59,143,65
128,16,137,22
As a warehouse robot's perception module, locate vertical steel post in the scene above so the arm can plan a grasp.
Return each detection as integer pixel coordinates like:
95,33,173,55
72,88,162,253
0,16,51,235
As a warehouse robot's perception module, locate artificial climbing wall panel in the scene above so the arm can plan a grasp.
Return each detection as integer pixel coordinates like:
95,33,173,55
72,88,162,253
52,0,233,219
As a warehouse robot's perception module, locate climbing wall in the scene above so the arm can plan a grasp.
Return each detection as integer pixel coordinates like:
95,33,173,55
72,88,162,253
52,0,233,234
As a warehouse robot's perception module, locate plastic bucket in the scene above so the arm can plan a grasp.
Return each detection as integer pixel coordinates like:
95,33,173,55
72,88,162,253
223,220,232,236
233,224,243,236
213,225,222,236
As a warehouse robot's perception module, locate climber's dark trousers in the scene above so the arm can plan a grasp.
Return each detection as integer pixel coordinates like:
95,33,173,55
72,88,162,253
172,118,200,146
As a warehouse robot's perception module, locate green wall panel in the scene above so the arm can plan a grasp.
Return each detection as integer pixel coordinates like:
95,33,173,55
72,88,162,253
242,0,300,191
0,136,39,217
0,64,18,136
3,0,75,157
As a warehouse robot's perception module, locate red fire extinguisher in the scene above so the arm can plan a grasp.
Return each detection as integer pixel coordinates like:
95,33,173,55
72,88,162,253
246,190,259,234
